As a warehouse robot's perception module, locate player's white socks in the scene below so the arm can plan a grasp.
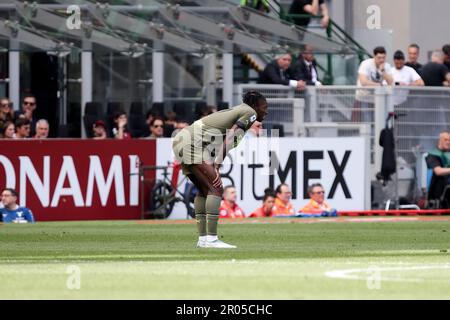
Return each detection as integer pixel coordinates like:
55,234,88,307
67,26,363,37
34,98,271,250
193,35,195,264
199,235,207,242
206,235,218,242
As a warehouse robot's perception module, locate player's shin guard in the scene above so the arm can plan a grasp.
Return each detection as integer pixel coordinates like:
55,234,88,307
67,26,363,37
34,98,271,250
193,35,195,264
205,195,221,236
194,195,206,237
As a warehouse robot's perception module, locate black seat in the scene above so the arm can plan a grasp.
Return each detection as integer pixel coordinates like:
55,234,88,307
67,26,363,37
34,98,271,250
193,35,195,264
194,101,207,119
57,124,69,138
272,124,285,137
130,101,144,116
150,102,165,117
106,102,123,134
129,114,148,138
84,102,103,116
266,123,285,137
217,101,229,111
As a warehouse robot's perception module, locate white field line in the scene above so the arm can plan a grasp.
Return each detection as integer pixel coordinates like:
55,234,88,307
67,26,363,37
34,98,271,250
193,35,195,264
325,264,450,283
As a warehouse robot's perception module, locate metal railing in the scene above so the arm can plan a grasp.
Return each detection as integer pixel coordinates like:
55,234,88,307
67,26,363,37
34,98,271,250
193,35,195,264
235,84,450,179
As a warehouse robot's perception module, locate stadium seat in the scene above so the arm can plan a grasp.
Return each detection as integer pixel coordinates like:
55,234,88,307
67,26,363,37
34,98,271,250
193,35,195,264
106,102,123,136
129,114,148,138
194,101,207,119
129,101,144,116
266,123,285,137
151,102,165,117
217,101,229,111
57,124,69,138
84,102,103,116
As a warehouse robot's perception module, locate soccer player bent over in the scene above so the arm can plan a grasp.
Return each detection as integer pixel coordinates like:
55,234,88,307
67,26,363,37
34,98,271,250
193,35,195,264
172,91,268,248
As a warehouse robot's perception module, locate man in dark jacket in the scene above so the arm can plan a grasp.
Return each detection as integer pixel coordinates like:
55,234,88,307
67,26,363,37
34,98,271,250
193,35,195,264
258,53,306,90
290,46,322,86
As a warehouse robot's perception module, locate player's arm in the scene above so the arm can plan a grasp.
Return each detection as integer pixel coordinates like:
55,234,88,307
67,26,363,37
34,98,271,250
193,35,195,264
215,123,243,166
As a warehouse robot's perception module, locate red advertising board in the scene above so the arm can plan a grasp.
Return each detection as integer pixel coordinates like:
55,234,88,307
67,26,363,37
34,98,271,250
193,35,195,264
0,139,156,221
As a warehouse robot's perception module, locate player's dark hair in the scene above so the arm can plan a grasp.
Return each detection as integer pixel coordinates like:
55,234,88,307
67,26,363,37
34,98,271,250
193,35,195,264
1,188,17,197
373,46,386,56
243,91,266,108
409,43,420,50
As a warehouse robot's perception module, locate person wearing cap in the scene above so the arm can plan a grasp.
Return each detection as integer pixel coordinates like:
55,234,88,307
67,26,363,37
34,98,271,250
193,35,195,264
392,50,424,106
92,120,107,139
258,53,306,91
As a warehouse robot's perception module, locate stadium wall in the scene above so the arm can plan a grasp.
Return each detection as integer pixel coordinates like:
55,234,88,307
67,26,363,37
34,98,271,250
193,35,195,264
0,137,368,221
0,140,156,221
157,137,369,219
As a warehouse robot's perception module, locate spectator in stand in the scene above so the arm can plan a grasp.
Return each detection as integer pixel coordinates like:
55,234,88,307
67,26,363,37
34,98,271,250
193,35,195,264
405,43,423,73
425,131,450,209
0,121,15,139
420,50,450,86
249,189,276,218
15,94,37,136
14,118,31,139
298,183,337,217
92,120,107,139
355,46,394,122
33,119,50,139
392,50,424,87
391,50,424,106
219,185,245,218
148,117,165,139
442,44,450,71
288,0,330,28
272,183,295,216
357,46,394,87
164,111,177,138
240,0,270,13
290,45,322,86
0,188,35,223
112,110,132,140
258,53,306,91
0,98,14,130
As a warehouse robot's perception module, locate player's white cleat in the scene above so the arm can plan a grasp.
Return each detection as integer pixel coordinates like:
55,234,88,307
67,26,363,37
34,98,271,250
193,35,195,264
205,239,237,249
196,239,207,248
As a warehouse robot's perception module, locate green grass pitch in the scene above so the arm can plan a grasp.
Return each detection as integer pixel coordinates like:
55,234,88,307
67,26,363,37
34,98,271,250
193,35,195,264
0,217,449,299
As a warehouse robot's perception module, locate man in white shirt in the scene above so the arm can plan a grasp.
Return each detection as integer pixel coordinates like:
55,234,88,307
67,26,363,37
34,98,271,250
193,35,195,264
355,46,394,122
357,46,394,87
391,50,424,106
